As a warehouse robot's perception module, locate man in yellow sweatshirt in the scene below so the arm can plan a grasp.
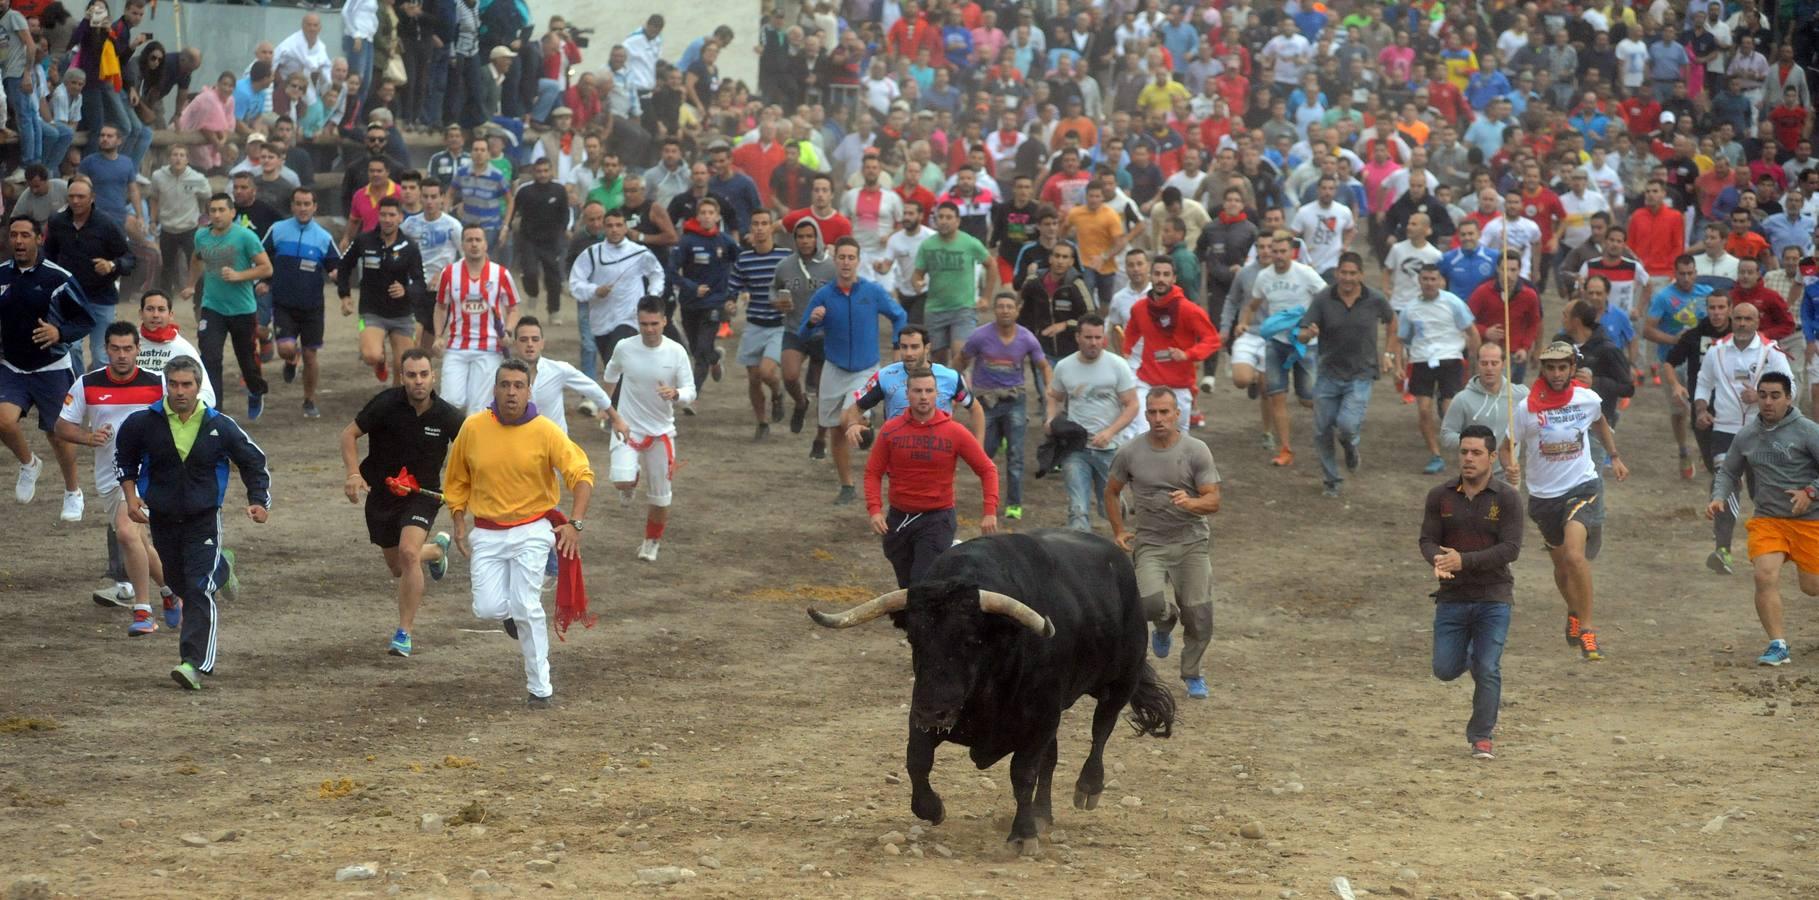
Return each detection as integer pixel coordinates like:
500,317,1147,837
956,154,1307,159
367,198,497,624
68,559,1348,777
443,358,594,708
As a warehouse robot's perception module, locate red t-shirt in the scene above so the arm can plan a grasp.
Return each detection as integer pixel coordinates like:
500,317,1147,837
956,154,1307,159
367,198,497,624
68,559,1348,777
782,207,852,246
1619,98,1660,138
1770,106,1809,154
1520,187,1566,249
1466,280,1542,352
732,141,786,207
1733,283,1796,340
1628,205,1687,276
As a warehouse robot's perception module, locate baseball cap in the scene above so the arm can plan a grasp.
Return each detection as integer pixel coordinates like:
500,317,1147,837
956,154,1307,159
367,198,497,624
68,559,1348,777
247,132,267,143
1536,341,1577,362
490,46,516,61
1659,111,1676,124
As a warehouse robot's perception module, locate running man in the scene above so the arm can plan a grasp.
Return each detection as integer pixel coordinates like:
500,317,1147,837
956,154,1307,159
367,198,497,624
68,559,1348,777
955,291,1052,521
771,220,835,451
1693,301,1793,575
338,349,464,658
511,316,616,436
1708,371,1819,667
55,321,175,633
798,236,909,505
433,224,522,415
726,207,792,440
1642,253,1714,480
185,194,274,421
913,202,996,366
1045,315,1141,532
0,213,92,520
338,197,428,385
443,358,593,708
864,364,999,587
1503,341,1630,661
843,324,984,442
401,179,462,352
115,356,271,690
1419,423,1523,761
264,186,342,417
1106,388,1223,700
1400,264,1480,474
602,297,695,562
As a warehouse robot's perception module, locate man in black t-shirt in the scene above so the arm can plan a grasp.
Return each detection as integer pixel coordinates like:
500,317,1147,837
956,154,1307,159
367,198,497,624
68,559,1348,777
338,349,465,660
990,174,1041,287
511,158,571,318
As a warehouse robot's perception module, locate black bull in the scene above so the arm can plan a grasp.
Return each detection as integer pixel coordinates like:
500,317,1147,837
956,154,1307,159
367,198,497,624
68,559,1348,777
808,529,1176,853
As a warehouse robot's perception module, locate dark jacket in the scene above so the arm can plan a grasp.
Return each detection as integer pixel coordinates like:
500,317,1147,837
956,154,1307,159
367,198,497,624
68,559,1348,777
1035,417,1090,477
337,229,428,320
1196,213,1257,316
1383,190,1455,243
673,222,741,310
1018,270,1095,359
1574,325,1637,421
44,210,134,306
115,402,272,520
0,257,92,371
1418,476,1523,603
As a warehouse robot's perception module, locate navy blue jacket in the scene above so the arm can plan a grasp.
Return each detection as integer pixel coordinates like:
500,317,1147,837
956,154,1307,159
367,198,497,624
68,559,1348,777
0,257,92,371
672,224,740,310
115,402,272,520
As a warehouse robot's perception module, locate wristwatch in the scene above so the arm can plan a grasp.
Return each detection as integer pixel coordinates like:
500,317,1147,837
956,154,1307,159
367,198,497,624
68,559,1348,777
569,519,586,532
1804,487,1818,501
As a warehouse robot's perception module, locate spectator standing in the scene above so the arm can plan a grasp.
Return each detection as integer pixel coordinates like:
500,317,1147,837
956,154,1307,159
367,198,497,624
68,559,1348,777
147,146,210,298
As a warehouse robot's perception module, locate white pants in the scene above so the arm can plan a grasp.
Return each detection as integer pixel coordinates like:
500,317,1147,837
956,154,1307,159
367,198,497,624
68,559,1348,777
611,433,675,506
469,519,554,698
443,349,502,416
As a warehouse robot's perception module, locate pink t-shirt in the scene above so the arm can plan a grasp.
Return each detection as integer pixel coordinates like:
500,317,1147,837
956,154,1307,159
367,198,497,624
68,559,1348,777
349,182,400,233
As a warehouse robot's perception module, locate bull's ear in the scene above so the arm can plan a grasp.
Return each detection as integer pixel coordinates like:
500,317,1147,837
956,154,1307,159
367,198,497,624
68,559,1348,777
888,610,907,631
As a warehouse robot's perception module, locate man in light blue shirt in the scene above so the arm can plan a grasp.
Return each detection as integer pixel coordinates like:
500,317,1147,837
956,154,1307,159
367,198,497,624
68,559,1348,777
1761,192,1816,258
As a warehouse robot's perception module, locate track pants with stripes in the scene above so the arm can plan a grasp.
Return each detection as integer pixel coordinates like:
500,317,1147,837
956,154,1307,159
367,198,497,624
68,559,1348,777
150,511,223,673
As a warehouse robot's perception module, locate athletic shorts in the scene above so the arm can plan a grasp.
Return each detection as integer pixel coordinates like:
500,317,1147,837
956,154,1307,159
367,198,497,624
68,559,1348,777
782,330,825,362
819,363,875,428
1229,331,1266,369
1527,477,1604,559
99,484,125,520
362,314,418,338
610,433,675,507
737,324,784,367
273,304,326,349
924,307,978,352
1409,358,1466,400
1747,516,1819,571
0,364,75,434
413,294,437,331
364,491,442,548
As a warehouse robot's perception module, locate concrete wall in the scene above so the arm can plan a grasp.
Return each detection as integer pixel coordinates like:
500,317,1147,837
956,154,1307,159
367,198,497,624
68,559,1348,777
535,0,760,88
135,5,343,81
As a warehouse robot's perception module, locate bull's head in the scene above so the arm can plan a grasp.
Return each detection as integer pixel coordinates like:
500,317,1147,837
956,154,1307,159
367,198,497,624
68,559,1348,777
808,581,1054,733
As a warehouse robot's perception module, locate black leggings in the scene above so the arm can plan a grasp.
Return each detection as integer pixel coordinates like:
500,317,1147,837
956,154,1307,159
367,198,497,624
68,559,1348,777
679,305,722,388
200,307,267,401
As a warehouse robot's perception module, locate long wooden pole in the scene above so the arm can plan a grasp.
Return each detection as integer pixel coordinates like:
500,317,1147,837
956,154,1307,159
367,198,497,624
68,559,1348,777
1501,205,1513,438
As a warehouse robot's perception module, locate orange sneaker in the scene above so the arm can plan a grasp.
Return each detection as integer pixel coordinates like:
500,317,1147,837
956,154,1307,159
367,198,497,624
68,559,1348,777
1617,396,1631,410
375,361,389,383
1565,613,1581,646
1578,629,1604,661
1271,448,1294,467
717,322,733,339
1679,447,1694,480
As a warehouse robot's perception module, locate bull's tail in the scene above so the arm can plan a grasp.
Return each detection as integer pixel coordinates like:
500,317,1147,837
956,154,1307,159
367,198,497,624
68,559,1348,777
1125,662,1176,739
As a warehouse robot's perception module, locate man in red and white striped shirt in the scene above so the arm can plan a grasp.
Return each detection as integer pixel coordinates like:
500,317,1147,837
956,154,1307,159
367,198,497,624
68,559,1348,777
433,226,523,415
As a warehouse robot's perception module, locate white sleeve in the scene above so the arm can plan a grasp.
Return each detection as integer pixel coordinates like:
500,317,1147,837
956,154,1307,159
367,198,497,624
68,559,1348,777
556,360,612,408
671,343,698,405
567,245,596,301
643,249,666,298
58,378,86,425
1695,346,1717,405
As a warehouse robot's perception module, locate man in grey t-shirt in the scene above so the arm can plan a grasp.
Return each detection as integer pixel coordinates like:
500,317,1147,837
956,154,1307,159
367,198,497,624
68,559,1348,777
1046,316,1140,532
1106,388,1222,700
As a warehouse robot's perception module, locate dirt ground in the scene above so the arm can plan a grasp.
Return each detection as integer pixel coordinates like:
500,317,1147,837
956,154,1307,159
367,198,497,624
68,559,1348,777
2,289,1816,900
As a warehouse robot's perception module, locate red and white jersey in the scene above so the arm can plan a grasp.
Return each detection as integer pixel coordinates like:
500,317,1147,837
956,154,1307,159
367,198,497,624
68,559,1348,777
436,259,519,352
60,366,164,493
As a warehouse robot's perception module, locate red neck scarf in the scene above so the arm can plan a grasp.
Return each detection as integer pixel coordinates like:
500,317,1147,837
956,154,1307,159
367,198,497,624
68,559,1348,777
1527,377,1575,413
142,323,179,343
1217,210,1248,224
1147,288,1183,334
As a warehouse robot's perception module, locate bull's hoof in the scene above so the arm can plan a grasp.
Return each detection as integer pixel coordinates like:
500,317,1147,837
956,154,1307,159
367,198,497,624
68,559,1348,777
1033,815,1053,834
912,793,946,826
1006,836,1042,858
1072,789,1101,811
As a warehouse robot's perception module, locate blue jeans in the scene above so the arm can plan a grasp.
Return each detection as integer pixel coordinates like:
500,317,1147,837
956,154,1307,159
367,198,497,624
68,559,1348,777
1062,446,1114,531
983,397,1027,506
575,299,596,378
1432,601,1509,742
1312,375,1373,488
424,44,451,126
531,78,563,122
344,35,375,107
102,88,151,169
6,76,41,163
68,300,117,372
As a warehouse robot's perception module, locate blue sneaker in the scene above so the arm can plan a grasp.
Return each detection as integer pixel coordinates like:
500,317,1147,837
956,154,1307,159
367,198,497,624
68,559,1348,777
1758,640,1791,667
1423,455,1445,474
127,608,157,636
1151,628,1172,658
388,629,412,658
427,532,451,581
161,593,181,629
246,391,263,422
1183,676,1209,699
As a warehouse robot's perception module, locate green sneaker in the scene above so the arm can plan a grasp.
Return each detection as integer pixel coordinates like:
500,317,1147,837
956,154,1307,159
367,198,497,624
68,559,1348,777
427,532,452,581
1004,505,1023,520
219,548,240,600
1706,547,1735,575
170,662,202,690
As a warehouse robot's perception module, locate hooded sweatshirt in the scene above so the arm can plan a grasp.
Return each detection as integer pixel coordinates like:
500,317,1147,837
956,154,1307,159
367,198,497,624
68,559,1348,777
1121,284,1221,388
1714,407,1819,519
1440,375,1530,451
865,407,999,517
673,218,741,310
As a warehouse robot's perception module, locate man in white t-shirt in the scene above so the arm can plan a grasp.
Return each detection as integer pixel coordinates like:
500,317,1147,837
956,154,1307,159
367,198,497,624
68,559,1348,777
1044,316,1140,533
1383,212,1444,313
1480,189,1544,285
881,200,934,322
1398,265,1479,473
402,181,462,353
1289,176,1356,277
1106,247,1150,368
1504,341,1630,662
1616,33,1650,90
1240,231,1327,463
1261,17,1311,86
601,297,697,563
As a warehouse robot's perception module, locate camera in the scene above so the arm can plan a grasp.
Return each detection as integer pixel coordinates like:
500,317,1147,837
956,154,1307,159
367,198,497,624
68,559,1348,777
571,26,594,49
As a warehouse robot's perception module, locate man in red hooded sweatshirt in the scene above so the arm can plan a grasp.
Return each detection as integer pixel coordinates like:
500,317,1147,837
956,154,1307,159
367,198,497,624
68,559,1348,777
1119,256,1220,433
865,366,998,587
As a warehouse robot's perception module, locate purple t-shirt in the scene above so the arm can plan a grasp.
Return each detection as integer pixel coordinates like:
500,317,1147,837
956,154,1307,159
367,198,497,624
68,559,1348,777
962,324,1044,391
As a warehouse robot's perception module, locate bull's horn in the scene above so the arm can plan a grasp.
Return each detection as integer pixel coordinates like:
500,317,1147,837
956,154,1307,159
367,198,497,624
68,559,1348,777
978,591,1056,638
807,589,909,629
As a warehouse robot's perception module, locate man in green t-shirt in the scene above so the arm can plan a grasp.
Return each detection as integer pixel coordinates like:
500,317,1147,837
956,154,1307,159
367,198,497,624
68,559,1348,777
184,193,274,420
912,201,996,365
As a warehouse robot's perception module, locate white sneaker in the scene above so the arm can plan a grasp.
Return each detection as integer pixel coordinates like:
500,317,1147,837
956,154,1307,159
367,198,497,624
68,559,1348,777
16,454,42,503
91,581,134,607
619,488,636,507
636,539,659,562
578,399,598,419
1198,375,1217,393
61,489,84,522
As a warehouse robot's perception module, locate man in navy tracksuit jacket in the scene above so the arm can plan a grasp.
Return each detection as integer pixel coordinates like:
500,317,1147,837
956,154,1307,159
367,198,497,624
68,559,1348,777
671,198,740,392
114,356,271,690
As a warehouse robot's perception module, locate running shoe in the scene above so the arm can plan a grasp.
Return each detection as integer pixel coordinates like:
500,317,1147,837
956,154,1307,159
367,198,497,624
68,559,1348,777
550,314,563,326
220,549,240,602
1247,382,1261,400
753,423,770,441
1471,739,1496,760
1322,484,1340,499
170,662,202,690
1004,505,1023,520
502,617,519,639
716,321,732,339
162,593,181,629
1578,629,1604,661
1401,392,1415,405
1679,447,1694,480
16,453,42,503
1260,431,1276,451
1617,396,1630,411
1758,640,1791,666
388,629,412,657
1183,676,1208,699
128,609,157,636
834,485,857,505
1565,613,1582,647
1152,628,1172,658
578,399,598,419
1198,376,1216,393
770,393,784,423
1343,440,1360,472
427,532,451,581
710,360,724,382
374,361,388,383
618,488,635,507
790,399,808,433
809,438,827,460
93,581,133,607
282,360,297,384
1271,448,1294,467
681,402,696,416
1650,365,1661,386
61,489,84,522
1707,547,1736,575
1189,412,1206,430
1423,455,1445,474
526,693,553,710
637,539,660,562
246,391,263,422
302,401,321,419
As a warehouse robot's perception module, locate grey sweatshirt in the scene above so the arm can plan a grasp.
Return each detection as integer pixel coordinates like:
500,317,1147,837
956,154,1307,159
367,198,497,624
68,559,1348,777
1441,376,1531,451
1713,408,1819,520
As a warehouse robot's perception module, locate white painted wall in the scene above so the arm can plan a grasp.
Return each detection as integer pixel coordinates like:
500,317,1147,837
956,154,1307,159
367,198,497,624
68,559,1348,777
538,0,760,87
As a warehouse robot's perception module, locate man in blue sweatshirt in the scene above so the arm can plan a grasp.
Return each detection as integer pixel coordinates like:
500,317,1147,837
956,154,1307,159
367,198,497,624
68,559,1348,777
0,213,94,520
798,235,908,505
672,197,740,399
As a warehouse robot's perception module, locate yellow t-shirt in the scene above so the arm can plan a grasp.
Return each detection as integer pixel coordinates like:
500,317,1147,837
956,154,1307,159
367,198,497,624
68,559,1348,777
442,411,594,522
1067,204,1126,274
1136,81,1190,117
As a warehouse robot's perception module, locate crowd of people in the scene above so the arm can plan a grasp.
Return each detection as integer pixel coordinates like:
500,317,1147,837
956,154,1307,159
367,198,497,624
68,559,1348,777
2,0,1819,752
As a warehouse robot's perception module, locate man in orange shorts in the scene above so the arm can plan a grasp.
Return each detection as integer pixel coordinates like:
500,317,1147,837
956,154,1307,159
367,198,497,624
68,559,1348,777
1707,371,1819,667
